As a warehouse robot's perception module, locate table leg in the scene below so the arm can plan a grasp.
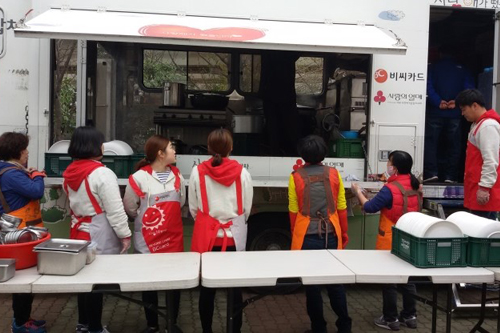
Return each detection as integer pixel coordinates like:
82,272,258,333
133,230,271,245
432,284,438,333
446,284,452,333
166,290,174,333
227,288,234,333
468,283,488,333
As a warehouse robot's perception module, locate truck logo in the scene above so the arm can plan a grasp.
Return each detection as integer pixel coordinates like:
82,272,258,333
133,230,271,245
139,25,265,42
374,91,386,105
374,69,388,83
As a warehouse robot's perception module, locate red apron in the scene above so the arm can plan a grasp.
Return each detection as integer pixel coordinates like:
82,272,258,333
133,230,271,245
191,165,247,253
128,166,184,253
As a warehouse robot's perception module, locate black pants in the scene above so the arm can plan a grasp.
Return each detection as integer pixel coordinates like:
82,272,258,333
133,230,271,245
142,290,181,327
199,245,243,333
382,283,417,322
78,293,104,331
12,293,34,326
302,234,352,333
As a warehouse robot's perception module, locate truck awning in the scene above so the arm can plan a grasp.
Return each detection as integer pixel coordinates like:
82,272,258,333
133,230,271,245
15,8,406,55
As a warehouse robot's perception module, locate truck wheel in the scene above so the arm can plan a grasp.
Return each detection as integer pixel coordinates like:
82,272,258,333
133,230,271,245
249,228,291,251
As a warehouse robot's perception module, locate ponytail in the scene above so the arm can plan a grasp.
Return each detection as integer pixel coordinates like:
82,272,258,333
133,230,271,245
410,174,420,191
134,158,149,172
212,153,222,167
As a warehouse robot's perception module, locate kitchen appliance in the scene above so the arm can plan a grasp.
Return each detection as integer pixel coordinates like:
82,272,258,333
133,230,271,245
34,238,90,275
190,93,229,110
0,259,15,282
231,115,264,134
163,82,185,107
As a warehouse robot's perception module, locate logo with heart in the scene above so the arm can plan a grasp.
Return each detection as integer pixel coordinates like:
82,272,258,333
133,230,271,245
142,206,166,231
139,25,266,42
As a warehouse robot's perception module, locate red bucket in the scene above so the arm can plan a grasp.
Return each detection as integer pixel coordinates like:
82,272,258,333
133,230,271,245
0,233,51,269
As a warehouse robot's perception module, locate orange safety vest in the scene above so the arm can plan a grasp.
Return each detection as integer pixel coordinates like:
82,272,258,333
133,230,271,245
377,174,421,250
291,166,342,250
0,166,43,229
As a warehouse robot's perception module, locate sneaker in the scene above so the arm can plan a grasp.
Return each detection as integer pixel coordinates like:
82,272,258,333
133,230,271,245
76,323,89,332
11,320,47,333
399,315,417,329
142,327,159,333
423,176,439,183
28,319,46,328
89,328,110,333
374,316,400,331
444,179,457,184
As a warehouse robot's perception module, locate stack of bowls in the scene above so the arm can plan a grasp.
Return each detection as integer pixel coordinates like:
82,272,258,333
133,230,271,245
396,212,463,238
447,211,500,238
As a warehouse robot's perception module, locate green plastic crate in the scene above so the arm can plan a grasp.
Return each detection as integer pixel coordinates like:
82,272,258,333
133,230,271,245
129,154,146,173
100,156,133,179
45,153,73,177
331,139,364,158
391,227,467,268
467,237,500,267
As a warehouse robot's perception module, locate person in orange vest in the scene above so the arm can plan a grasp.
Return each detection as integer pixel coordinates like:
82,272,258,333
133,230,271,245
123,135,186,333
351,150,422,331
288,135,351,333
63,126,132,333
456,89,500,220
189,128,253,333
0,132,47,333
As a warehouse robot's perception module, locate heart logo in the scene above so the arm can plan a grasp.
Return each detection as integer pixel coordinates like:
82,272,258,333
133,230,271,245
139,25,265,42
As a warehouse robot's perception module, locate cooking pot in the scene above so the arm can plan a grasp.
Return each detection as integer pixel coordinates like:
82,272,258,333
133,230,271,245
231,115,264,134
190,93,229,110
163,82,185,107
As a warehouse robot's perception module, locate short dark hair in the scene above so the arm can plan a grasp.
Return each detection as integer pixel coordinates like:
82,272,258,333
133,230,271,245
456,89,486,108
297,135,328,164
0,132,29,161
68,126,105,159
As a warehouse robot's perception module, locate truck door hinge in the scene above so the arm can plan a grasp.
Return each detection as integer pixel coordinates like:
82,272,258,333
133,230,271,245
97,7,106,13
177,11,186,17
324,19,333,25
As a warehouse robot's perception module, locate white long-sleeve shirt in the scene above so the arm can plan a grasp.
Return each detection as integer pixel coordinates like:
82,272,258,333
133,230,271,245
471,118,500,188
188,166,253,222
64,167,131,239
123,168,186,218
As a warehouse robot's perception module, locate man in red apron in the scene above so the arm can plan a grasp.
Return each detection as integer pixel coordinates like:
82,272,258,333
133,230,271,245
457,89,500,220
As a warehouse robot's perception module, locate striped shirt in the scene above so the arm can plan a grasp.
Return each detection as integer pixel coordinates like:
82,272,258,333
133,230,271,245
154,170,171,184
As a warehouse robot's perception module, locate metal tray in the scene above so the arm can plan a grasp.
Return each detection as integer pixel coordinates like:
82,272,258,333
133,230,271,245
0,259,16,282
33,238,89,253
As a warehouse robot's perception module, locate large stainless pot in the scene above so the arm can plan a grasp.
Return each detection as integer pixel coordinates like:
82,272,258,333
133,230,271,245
231,115,264,134
163,82,185,107
34,238,89,275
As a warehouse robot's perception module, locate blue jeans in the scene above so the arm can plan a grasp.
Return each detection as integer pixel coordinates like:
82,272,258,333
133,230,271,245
302,234,352,333
424,117,461,181
471,210,498,220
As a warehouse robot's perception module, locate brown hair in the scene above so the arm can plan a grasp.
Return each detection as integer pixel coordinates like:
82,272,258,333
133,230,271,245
135,135,170,171
0,132,29,161
207,128,233,167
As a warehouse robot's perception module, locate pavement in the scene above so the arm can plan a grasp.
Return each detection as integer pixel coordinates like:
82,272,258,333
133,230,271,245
1,283,498,333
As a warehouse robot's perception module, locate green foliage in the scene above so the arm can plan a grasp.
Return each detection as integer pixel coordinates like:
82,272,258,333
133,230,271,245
143,58,186,88
59,75,77,139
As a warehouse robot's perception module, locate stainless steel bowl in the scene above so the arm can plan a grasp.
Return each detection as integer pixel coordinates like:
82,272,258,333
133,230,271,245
1,214,22,228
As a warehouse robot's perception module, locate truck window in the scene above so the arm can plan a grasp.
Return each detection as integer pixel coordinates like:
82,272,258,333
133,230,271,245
295,56,324,95
142,49,231,92
239,54,261,93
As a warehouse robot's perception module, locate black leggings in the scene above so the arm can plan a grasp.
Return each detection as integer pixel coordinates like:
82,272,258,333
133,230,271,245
142,290,181,327
78,293,104,331
12,293,34,326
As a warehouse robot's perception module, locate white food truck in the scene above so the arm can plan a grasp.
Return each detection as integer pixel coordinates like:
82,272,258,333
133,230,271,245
1,0,499,249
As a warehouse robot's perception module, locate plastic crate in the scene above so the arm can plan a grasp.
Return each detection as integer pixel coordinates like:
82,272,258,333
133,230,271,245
100,156,133,179
391,227,467,268
467,237,500,267
330,139,364,158
45,153,72,177
129,154,146,173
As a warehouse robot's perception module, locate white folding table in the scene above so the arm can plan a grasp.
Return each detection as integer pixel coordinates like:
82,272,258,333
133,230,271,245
0,267,41,293
31,252,200,332
202,250,355,333
330,250,494,333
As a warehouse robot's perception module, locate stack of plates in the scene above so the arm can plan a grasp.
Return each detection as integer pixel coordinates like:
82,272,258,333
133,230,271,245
396,212,463,238
447,211,500,238
103,140,134,156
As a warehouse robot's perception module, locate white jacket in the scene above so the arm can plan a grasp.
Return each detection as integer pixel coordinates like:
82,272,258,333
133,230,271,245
123,168,186,218
471,118,500,188
64,167,131,239
188,165,253,222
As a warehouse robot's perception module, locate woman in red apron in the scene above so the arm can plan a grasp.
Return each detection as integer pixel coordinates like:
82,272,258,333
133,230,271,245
123,135,185,333
0,132,47,333
63,127,132,333
188,129,253,333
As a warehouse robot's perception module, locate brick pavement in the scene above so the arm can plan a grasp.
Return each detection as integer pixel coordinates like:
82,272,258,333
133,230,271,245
1,284,498,333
